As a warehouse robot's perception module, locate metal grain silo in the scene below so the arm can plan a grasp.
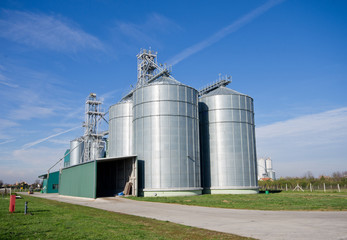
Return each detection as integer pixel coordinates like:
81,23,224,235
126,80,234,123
69,138,84,166
133,77,202,196
90,141,105,160
265,157,272,172
266,157,276,180
199,86,258,194
268,171,276,180
108,101,133,157
257,157,266,179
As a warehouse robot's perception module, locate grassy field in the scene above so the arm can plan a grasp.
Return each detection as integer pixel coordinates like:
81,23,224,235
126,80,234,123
129,191,347,211
0,195,250,240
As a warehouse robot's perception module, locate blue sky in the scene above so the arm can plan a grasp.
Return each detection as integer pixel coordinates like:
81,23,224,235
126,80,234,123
0,0,346,183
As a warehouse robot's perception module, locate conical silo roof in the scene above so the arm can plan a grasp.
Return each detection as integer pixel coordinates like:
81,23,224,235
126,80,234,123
201,86,248,98
148,76,183,86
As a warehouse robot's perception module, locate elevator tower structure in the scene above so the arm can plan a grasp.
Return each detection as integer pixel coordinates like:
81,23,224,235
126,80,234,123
83,93,106,162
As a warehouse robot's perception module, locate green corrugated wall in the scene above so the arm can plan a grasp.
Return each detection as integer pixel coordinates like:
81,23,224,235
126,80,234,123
59,161,97,198
42,179,48,193
64,149,70,167
48,171,60,193
42,171,60,193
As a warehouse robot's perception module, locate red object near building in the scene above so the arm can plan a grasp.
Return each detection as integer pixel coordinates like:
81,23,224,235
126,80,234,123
9,195,16,213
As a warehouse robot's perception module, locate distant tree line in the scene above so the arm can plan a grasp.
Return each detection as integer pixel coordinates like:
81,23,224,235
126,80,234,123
0,179,42,190
259,171,347,190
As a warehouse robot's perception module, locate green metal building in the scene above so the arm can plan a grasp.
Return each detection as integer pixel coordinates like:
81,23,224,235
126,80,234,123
40,156,138,198
39,171,60,193
63,149,70,168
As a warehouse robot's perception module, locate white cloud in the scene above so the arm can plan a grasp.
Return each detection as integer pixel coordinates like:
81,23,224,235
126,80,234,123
166,0,285,66
147,13,182,33
118,22,158,45
0,146,66,183
0,118,19,139
12,147,64,166
0,73,18,88
256,107,347,177
0,67,77,121
0,9,104,52
99,88,124,105
0,118,18,128
257,108,347,144
0,65,19,88
115,13,181,46
9,105,55,120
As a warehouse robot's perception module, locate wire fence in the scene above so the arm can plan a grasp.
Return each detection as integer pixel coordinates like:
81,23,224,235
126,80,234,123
0,188,12,197
259,183,347,192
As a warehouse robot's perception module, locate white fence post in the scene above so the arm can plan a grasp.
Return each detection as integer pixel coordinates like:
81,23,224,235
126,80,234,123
338,184,341,193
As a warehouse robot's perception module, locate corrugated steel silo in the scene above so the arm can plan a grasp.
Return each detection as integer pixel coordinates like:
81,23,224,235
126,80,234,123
90,141,105,160
70,139,84,166
199,86,258,194
133,77,202,196
266,158,276,180
257,158,266,179
108,101,133,157
268,171,276,180
265,157,272,172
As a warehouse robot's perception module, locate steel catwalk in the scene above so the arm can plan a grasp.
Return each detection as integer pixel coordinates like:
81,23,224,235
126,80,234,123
108,101,133,157
69,139,84,166
199,87,258,193
133,78,201,195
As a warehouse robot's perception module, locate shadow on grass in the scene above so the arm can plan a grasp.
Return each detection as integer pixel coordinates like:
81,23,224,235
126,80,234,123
8,209,50,215
29,209,50,213
259,190,282,194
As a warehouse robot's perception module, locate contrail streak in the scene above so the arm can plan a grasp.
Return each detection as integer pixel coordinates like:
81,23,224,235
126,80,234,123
166,0,285,66
22,126,80,149
0,139,15,145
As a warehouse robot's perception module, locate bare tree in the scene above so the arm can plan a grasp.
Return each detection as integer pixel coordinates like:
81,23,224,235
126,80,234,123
332,171,343,179
34,179,42,187
303,171,314,179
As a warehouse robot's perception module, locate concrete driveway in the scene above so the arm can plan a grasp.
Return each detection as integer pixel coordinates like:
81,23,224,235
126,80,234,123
23,193,347,240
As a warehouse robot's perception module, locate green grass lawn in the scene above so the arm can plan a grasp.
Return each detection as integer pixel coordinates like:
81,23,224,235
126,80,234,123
128,191,347,211
0,195,250,240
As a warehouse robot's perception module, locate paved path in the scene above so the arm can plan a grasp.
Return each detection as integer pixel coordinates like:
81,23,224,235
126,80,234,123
23,193,347,240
